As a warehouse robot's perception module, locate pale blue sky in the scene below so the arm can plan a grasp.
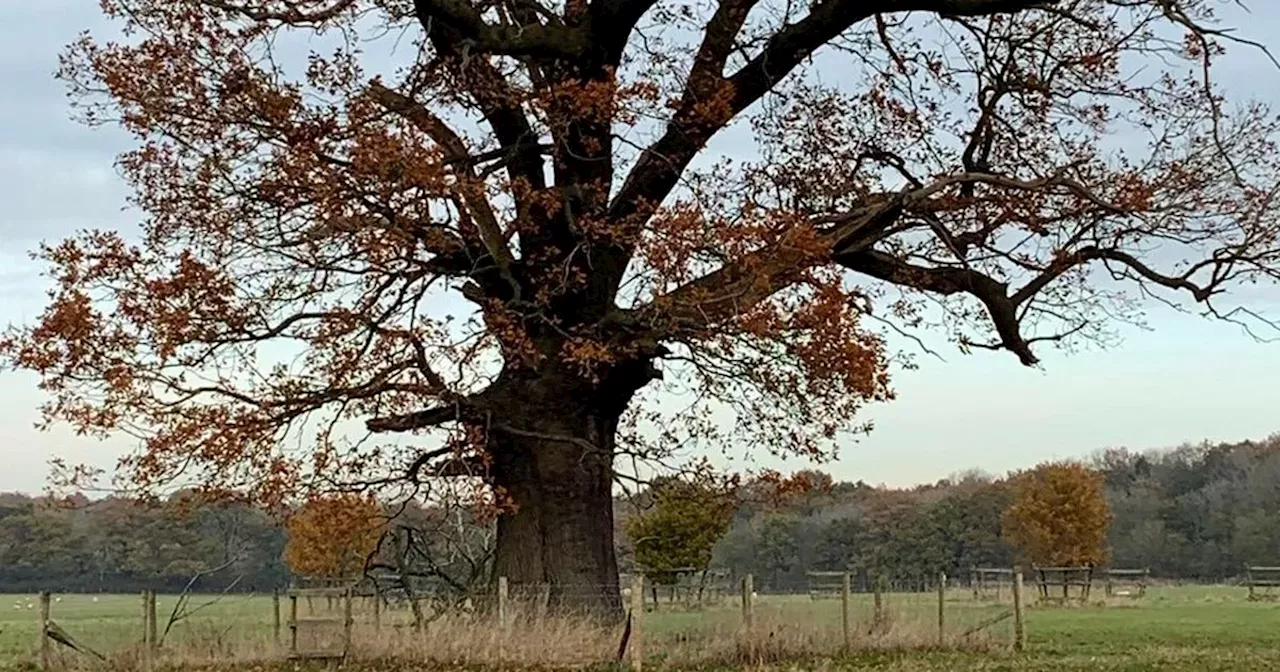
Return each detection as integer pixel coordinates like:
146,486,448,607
2,2,1280,493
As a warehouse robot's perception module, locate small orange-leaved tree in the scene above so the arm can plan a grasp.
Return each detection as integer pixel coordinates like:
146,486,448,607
284,493,384,579
1001,461,1111,567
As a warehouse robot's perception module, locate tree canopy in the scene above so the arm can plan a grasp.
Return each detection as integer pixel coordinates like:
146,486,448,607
625,476,737,583
0,492,286,594
3,0,1280,612
1002,461,1111,567
283,493,384,578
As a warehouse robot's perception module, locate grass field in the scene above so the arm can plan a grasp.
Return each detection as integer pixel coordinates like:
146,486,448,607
4,585,1280,670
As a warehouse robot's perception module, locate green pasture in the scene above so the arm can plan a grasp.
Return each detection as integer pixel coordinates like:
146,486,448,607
3,585,1280,670
0,592,274,661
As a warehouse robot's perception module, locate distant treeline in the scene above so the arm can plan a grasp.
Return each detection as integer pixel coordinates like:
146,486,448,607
0,492,288,593
700,435,1280,592
4,434,1280,593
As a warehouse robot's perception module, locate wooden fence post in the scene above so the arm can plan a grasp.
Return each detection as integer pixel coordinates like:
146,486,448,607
289,594,299,656
937,572,946,645
141,591,149,646
497,576,509,627
343,587,354,657
1012,569,1025,651
147,590,157,652
873,575,885,631
741,574,754,631
841,572,851,651
272,590,281,645
629,572,644,671
39,591,51,672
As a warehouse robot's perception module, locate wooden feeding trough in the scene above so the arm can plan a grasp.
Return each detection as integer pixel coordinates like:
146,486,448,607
1103,567,1150,598
806,571,848,601
1032,565,1093,603
1245,565,1280,601
969,566,1015,602
286,582,355,661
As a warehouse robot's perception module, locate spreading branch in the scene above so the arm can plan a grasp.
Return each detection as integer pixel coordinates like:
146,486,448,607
412,0,589,59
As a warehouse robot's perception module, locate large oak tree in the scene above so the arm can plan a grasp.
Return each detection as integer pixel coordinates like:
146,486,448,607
5,0,1280,615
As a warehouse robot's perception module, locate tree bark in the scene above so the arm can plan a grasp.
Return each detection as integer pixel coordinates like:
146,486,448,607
487,381,626,619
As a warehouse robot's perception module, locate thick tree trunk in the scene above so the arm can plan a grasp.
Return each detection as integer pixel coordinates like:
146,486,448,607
488,389,624,619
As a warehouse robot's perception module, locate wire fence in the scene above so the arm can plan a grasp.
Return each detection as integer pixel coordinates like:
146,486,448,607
5,571,1038,670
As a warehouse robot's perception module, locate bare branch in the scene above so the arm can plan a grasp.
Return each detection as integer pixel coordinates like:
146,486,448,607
835,248,1040,365
367,406,463,433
